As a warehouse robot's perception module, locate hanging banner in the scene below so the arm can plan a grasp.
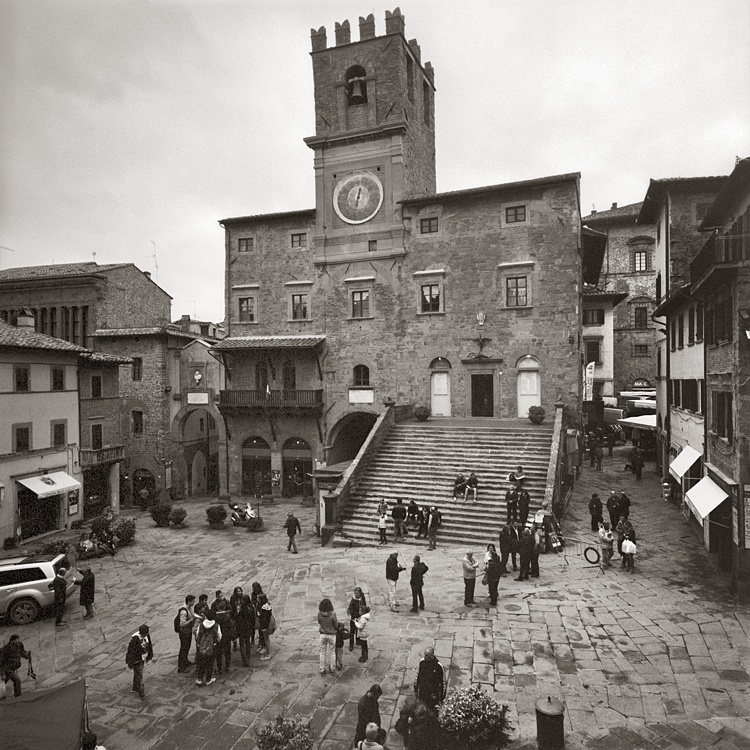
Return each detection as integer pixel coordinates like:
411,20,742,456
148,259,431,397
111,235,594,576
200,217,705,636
584,361,595,401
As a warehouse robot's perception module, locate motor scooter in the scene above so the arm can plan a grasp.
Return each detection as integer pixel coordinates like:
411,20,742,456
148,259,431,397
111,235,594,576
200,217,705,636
230,503,256,526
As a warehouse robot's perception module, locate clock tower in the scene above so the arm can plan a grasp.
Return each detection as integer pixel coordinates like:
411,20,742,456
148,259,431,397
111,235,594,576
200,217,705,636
304,9,436,265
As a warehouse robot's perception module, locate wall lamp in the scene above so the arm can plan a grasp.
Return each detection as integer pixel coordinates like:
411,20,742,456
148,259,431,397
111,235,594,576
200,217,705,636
739,309,750,339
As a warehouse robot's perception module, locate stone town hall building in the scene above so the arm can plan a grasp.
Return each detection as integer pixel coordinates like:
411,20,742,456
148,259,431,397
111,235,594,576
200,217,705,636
213,10,587,498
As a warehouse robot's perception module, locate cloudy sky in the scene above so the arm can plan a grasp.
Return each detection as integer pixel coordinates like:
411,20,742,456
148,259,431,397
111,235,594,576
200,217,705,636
1,0,748,324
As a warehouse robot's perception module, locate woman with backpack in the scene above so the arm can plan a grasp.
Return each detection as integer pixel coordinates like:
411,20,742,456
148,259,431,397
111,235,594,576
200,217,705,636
194,617,220,687
257,594,274,661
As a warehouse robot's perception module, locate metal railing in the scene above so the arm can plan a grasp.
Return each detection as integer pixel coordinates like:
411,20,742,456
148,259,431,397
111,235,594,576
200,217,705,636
219,389,323,408
79,445,125,466
691,232,750,285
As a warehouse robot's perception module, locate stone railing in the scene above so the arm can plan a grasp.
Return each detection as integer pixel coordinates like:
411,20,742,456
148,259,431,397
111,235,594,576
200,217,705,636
79,445,125,467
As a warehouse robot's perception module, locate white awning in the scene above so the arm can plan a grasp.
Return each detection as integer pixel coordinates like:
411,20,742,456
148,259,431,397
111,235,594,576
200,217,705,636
17,472,81,499
685,476,728,524
669,445,702,481
617,414,658,431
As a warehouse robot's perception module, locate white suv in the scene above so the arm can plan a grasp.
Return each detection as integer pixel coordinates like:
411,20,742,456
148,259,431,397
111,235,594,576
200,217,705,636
0,553,76,625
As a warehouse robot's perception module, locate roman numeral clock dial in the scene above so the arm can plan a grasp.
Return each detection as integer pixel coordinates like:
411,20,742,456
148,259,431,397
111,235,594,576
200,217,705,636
333,171,384,224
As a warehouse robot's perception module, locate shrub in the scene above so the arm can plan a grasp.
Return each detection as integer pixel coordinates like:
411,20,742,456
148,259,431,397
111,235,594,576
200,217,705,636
3,536,18,551
206,504,228,524
90,516,112,537
149,503,173,527
413,405,431,421
528,405,546,424
169,507,188,526
256,715,313,750
438,684,512,750
113,516,137,546
35,540,70,556
71,519,84,530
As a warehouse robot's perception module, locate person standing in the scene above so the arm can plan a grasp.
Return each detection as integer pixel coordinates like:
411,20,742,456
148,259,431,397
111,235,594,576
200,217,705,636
385,552,406,610
516,529,534,581
518,488,530,528
284,511,301,553
257,594,273,661
599,521,614,568
354,684,384,746
588,493,603,532
335,622,348,671
74,567,96,619
632,448,645,480
229,586,244,653
0,634,31,698
616,516,635,564
194,616,220,686
176,595,196,672
485,548,502,605
125,624,153,699
530,524,544,578
595,441,604,471
589,435,598,466
317,598,338,675
622,526,637,572
354,606,371,663
210,590,232,674
409,555,429,612
347,587,367,651
236,594,255,667
48,567,68,626
392,499,407,541
426,506,442,550
377,511,388,545
505,486,518,525
414,647,445,710
606,491,621,528
508,524,521,572
462,551,479,606
606,428,616,456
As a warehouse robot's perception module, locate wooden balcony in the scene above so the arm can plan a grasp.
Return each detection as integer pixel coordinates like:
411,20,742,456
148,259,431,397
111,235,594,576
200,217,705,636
691,232,750,288
219,389,323,412
80,445,125,467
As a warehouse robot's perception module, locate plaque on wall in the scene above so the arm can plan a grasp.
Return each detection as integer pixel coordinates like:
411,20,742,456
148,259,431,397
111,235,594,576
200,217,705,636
744,486,750,549
187,391,210,404
349,389,374,404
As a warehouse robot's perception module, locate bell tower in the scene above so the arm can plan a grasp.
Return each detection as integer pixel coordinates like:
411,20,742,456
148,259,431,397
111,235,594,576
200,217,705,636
304,8,436,265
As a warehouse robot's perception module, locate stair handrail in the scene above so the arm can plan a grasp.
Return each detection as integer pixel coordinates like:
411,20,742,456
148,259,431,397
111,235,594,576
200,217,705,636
544,402,567,518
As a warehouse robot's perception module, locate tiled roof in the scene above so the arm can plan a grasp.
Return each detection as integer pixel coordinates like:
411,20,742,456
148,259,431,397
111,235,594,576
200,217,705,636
218,208,316,226
211,335,326,350
700,158,750,229
0,320,88,353
0,262,130,281
638,175,727,224
583,202,642,224
582,288,628,304
80,351,133,365
92,327,213,342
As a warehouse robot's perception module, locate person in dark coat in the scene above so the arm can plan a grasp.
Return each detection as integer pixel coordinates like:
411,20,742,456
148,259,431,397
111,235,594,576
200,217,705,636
606,428,616,456
606,492,621,528
426,506,442,550
414,647,445,710
410,555,429,612
508,524,521,572
505,486,518,524
516,529,534,581
498,525,513,574
407,701,443,750
452,473,467,499
125,624,153,699
74,567,96,619
347,587,367,651
236,594,255,666
485,549,503,605
48,567,68,626
517,488,530,528
407,500,421,529
284,511,302,553
588,493,603,532
0,634,31,697
354,684,384,745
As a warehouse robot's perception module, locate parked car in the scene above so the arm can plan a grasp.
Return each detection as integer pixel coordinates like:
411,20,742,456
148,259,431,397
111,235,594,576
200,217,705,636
0,553,76,625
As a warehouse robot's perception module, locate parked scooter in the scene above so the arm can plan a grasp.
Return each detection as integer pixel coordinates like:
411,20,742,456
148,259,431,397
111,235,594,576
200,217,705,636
230,503,256,526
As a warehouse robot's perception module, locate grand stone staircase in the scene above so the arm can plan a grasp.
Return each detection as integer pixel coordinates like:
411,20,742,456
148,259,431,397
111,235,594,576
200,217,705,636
335,420,554,548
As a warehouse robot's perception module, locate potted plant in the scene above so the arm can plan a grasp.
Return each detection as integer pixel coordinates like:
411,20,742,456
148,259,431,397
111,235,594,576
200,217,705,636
256,715,313,750
528,405,546,424
149,502,173,528
413,405,431,422
206,504,228,528
438,684,512,750
246,514,264,532
113,517,137,546
169,506,188,527
383,395,396,407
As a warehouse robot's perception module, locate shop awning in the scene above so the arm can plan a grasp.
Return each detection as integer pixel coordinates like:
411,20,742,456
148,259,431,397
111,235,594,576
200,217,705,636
617,414,658,431
669,445,702,481
18,472,81,499
685,476,728,523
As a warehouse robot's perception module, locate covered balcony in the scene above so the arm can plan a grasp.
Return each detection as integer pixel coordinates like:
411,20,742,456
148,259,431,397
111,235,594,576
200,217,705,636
691,231,750,289
79,445,125,467
219,388,323,412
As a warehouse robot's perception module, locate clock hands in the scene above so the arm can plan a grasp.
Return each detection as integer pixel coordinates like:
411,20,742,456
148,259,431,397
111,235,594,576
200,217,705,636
353,187,363,207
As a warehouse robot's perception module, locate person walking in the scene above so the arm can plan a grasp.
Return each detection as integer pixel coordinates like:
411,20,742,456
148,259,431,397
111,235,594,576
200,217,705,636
392,498,407,540
317,598,338,675
194,616,220,686
622,526,637,572
0,634,31,698
616,516,635,565
598,521,614,569
48,567,68,626
516,529,534,581
588,493,603,532
426,506,442,550
176,595,196,672
409,555,429,612
485,548,502,605
236,594,255,667
595,440,604,471
518,488,530,528
347,587,367,652
462,551,479,605
354,606,371,663
414,647,445,710
606,427,616,456
632,448,645,480
125,624,153,699
606,491,621,528
284,511,301,553
74,567,96,619
354,684,385,746
257,594,273,661
385,552,406,610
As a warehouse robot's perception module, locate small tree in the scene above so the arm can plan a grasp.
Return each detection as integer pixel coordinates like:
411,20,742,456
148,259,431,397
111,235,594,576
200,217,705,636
255,715,313,750
438,685,512,750
169,507,187,526
149,502,173,527
113,517,137,546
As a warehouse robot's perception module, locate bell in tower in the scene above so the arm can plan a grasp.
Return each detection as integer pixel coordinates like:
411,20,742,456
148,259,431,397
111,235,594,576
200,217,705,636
346,66,367,105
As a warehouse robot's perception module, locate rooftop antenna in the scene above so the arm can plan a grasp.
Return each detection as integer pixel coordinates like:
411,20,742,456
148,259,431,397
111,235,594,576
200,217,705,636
92,250,96,263
0,245,15,269
151,241,159,283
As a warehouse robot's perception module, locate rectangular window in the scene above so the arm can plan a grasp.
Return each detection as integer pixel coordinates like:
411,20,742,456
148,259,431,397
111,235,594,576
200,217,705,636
238,237,254,252
420,217,438,234
506,276,528,307
51,366,65,392
368,240,378,252
91,375,103,399
13,425,31,452
49,307,57,338
71,307,80,345
682,380,699,412
420,284,441,314
584,339,601,365
678,314,685,348
657,347,662,377
52,421,66,448
715,301,726,342
712,391,733,441
705,305,714,345
290,232,307,248
239,297,256,323
688,307,695,344
505,205,526,224
351,290,371,319
291,293,309,321
633,250,648,272
634,306,649,329
14,365,30,392
670,319,676,351
583,309,604,325
132,410,144,436
633,344,649,357
132,357,142,381
91,423,103,450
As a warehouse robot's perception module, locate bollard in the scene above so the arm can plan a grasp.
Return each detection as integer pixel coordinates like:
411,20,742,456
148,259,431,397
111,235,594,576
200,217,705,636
536,695,565,750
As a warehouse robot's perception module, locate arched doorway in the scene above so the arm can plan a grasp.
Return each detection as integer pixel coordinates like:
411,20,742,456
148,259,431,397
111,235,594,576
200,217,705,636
516,356,541,418
242,436,272,497
191,451,207,496
328,413,378,465
429,357,451,416
282,437,313,497
132,468,156,507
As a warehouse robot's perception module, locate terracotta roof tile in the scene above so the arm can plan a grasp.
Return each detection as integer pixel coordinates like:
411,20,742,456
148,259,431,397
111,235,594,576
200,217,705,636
211,335,326,350
0,320,88,352
0,262,130,281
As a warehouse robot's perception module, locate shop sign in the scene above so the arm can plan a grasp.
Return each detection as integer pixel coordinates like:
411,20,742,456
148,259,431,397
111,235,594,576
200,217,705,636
68,490,79,516
744,486,750,549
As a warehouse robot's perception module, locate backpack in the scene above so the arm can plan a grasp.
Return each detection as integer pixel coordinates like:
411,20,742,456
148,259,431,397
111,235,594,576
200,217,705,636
173,607,187,633
197,625,217,657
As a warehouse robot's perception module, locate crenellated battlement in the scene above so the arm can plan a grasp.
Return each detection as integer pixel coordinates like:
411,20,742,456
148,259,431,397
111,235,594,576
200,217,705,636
311,8,412,51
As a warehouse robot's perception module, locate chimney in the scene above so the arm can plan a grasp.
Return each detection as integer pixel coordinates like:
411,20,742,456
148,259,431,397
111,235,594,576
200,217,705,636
144,271,151,279
16,307,36,330
611,202,618,210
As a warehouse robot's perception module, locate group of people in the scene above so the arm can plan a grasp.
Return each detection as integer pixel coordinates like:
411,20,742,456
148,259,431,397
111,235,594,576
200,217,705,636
452,472,479,502
317,587,372,671
589,490,638,572
377,498,443,549
170,584,275,693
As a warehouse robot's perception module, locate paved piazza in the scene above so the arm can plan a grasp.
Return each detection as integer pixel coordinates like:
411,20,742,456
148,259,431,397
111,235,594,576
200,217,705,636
5,445,750,750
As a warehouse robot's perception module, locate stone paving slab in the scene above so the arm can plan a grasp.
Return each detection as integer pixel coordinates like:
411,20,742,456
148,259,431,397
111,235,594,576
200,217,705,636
3,444,750,749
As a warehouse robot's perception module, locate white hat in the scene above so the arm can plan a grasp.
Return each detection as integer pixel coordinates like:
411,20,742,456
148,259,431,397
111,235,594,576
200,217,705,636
202,618,215,628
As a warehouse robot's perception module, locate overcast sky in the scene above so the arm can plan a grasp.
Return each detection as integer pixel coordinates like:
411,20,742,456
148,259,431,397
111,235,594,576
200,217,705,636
1,0,748,324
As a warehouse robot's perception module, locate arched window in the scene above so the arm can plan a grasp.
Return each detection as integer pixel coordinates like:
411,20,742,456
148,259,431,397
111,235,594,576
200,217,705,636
353,364,370,386
345,65,367,106
429,357,451,370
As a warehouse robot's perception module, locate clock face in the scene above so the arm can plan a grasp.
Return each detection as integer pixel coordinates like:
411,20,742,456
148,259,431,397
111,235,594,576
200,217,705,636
333,171,384,225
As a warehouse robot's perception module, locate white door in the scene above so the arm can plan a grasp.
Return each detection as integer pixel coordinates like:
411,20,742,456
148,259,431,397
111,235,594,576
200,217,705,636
431,372,451,416
517,369,540,418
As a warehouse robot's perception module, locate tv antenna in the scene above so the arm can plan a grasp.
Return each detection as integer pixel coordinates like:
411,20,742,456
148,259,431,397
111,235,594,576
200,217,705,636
150,241,159,283
0,245,15,269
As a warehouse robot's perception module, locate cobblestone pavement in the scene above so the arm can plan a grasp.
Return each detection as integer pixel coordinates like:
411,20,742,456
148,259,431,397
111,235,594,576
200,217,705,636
4,444,750,750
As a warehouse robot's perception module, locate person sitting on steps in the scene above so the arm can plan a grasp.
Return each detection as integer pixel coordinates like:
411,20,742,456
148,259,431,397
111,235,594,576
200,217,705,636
464,473,478,503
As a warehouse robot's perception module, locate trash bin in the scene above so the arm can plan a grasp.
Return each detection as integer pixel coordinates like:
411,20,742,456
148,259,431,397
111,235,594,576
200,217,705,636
536,696,565,750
